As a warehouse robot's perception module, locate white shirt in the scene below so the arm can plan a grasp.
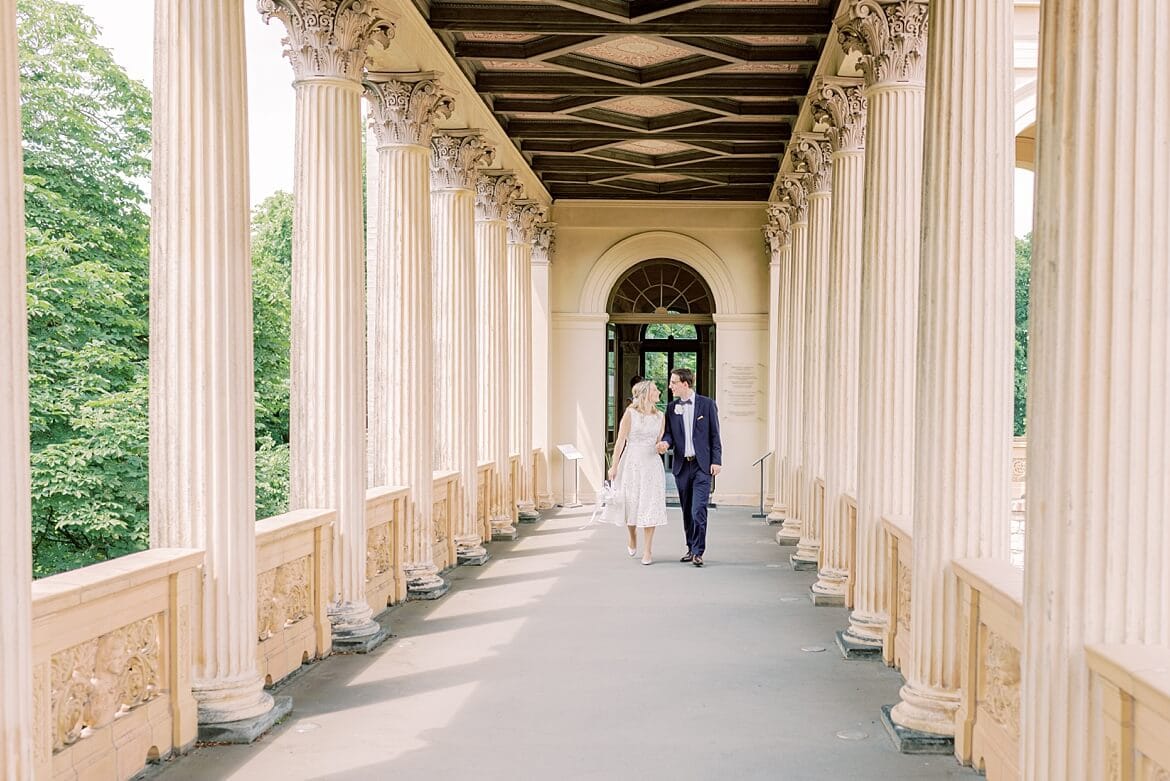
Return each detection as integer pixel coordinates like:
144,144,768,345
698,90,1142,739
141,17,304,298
679,394,696,458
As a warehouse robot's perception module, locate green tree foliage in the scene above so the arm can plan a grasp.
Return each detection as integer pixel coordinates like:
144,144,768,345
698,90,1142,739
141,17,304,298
251,192,293,519
19,0,152,576
1014,233,1032,437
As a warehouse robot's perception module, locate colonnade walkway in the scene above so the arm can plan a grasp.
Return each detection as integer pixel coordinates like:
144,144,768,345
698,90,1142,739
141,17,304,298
157,507,978,780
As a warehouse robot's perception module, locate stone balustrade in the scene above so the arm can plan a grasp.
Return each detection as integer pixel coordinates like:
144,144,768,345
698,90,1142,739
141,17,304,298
432,470,459,572
509,453,522,523
531,447,543,509
30,549,203,781
1086,645,1170,780
255,509,334,687
1009,437,1026,566
842,493,858,610
366,486,409,609
881,516,914,670
477,460,494,541
954,558,1023,779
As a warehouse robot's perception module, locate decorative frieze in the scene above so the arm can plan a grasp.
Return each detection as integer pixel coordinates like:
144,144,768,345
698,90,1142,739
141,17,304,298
258,0,395,82
364,73,453,149
810,76,867,153
431,131,495,191
836,0,929,87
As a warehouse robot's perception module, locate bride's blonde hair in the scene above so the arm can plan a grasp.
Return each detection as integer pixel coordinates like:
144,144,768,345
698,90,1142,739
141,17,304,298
630,380,659,415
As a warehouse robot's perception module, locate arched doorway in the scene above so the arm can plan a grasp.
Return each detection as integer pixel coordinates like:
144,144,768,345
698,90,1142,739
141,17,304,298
605,259,716,461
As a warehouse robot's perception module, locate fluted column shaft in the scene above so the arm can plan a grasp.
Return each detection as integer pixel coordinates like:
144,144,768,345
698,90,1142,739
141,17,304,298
839,0,929,647
777,198,808,545
766,208,792,523
531,225,555,508
262,0,394,638
365,73,453,596
890,0,1014,736
1023,2,1170,777
1,0,33,771
507,239,537,517
813,141,865,600
150,0,273,723
794,159,832,566
433,185,482,560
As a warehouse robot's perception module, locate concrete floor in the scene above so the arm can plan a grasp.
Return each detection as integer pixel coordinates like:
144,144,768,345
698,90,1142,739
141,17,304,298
155,506,979,781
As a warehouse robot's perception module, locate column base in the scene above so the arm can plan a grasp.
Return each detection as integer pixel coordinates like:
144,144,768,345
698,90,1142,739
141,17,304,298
197,695,292,744
327,599,380,646
766,509,786,526
790,551,819,571
193,672,277,726
407,570,450,601
332,626,390,654
491,516,519,541
775,528,800,546
835,630,883,661
810,568,848,606
880,705,956,754
518,506,541,524
809,588,845,607
457,548,490,566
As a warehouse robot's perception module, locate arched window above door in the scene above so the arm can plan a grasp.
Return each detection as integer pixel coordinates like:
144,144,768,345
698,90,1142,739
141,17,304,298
607,259,715,320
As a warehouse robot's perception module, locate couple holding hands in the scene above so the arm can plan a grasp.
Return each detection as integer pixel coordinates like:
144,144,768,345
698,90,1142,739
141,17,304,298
603,367,723,566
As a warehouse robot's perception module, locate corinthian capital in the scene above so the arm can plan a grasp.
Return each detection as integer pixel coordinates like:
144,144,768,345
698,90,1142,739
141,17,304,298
431,131,495,191
810,76,867,153
790,133,833,194
507,201,548,245
364,74,453,148
836,0,928,87
475,171,524,222
532,223,556,264
764,203,792,255
776,175,808,223
258,0,395,82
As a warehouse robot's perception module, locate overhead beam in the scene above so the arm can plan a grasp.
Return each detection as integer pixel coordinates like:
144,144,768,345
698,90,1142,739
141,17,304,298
428,4,833,35
505,119,790,139
530,155,779,174
478,71,807,95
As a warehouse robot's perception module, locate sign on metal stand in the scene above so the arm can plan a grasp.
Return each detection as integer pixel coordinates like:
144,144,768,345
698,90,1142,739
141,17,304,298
555,444,583,508
751,451,773,519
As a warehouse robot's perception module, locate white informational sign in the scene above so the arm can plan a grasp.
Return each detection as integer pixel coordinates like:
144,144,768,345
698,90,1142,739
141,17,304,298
557,444,583,461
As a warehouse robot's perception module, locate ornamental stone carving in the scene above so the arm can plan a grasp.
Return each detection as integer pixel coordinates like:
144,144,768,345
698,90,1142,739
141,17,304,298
257,555,313,641
810,76,867,153
532,223,556,263
258,0,395,82
507,200,548,245
982,630,1021,740
896,560,911,631
432,499,447,545
776,175,808,223
475,171,524,222
790,133,833,194
432,131,495,191
50,615,162,753
836,0,929,87
366,523,392,582
364,74,453,149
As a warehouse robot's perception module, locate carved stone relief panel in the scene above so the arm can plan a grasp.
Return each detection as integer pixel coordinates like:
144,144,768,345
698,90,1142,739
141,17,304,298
257,555,313,641
365,523,392,583
981,630,1021,740
897,560,912,632
432,498,448,544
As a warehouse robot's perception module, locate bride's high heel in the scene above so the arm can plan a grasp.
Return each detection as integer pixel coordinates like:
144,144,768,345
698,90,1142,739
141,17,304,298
627,547,637,557
641,555,652,566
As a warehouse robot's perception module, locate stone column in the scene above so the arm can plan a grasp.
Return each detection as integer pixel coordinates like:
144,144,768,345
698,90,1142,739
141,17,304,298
531,224,556,509
151,0,283,732
889,0,1014,739
365,73,453,600
775,175,808,546
432,130,494,565
809,77,867,606
836,0,929,652
1023,2,1170,777
475,171,524,541
0,0,33,770
790,134,833,571
507,200,548,524
764,205,791,524
260,0,393,646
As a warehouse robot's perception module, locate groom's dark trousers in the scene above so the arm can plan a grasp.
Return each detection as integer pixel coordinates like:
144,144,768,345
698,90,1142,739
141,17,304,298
676,457,711,556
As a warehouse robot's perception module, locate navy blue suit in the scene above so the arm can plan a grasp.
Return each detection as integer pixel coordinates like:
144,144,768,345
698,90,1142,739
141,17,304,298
662,394,722,557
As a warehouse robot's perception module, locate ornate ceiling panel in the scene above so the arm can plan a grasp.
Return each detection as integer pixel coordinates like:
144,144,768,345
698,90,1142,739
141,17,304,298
420,0,835,199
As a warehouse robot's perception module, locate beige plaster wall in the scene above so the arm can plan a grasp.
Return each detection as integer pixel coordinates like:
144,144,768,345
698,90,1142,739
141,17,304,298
549,201,770,507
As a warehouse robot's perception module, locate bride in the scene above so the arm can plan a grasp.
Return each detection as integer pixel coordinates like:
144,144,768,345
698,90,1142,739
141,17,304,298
604,379,668,564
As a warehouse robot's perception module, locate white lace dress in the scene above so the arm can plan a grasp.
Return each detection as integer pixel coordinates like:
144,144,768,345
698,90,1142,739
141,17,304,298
603,409,668,527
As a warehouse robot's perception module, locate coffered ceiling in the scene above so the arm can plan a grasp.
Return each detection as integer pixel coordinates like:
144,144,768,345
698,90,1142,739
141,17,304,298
418,0,836,200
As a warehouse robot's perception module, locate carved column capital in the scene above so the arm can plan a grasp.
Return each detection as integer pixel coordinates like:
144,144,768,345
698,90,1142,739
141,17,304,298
364,73,453,149
431,131,495,191
532,223,556,264
810,76,867,153
791,133,834,194
475,171,524,222
836,0,929,87
776,175,809,223
258,0,395,82
507,201,548,245
764,204,791,257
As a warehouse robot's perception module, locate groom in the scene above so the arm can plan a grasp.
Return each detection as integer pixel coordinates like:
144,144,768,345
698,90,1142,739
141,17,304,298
657,367,722,567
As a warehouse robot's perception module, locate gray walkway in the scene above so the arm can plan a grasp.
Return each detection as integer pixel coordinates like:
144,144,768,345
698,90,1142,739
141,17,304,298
157,506,978,781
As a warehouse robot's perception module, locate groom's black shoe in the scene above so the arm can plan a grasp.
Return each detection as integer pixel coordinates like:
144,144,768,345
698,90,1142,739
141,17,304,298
680,553,694,562
692,555,704,567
